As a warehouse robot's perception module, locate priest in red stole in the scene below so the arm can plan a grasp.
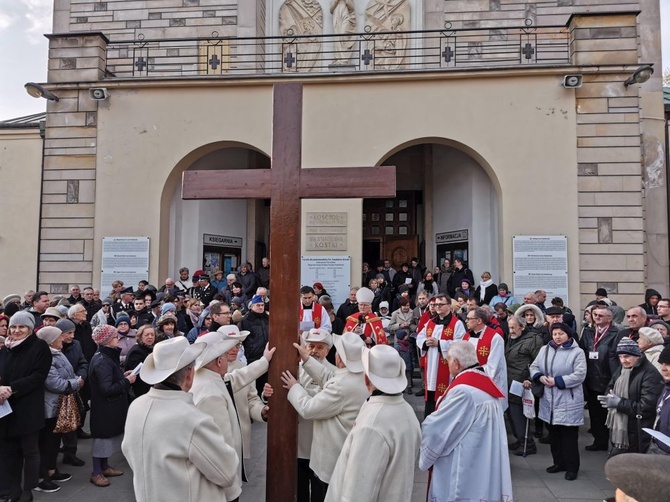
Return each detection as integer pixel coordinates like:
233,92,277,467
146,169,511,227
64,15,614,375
419,341,512,502
344,287,387,346
299,285,332,333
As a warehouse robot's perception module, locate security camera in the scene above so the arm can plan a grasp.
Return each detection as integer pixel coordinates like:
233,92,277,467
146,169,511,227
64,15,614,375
89,88,110,100
562,75,583,89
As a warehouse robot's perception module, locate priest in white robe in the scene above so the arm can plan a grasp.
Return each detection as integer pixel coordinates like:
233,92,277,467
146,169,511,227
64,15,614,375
419,341,513,502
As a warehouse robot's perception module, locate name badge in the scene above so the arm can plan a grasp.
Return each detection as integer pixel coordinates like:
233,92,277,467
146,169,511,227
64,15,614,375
589,351,599,360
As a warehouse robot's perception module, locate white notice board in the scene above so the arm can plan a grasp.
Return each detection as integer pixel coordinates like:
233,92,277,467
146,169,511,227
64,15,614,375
513,236,568,307
301,256,351,310
101,237,150,296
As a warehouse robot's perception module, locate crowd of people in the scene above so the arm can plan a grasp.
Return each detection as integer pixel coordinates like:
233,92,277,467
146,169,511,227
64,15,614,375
0,257,669,502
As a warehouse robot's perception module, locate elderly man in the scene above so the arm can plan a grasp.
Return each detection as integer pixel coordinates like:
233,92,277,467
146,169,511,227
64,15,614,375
616,306,647,343
282,332,370,501
416,293,466,416
579,306,621,451
190,329,276,502
123,337,239,502
420,341,511,502
599,338,663,455
344,287,386,345
325,345,421,502
300,286,332,333
112,287,135,317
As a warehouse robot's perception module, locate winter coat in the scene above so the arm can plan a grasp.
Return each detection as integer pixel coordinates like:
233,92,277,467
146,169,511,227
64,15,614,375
124,343,153,398
388,309,414,335
236,271,258,297
257,266,270,289
44,351,79,419
530,339,586,426
73,319,97,362
475,283,498,306
336,300,359,322
61,339,89,379
239,311,269,362
489,293,519,307
505,332,543,404
0,335,52,436
416,281,439,298
639,288,661,316
607,355,664,453
117,329,137,366
579,324,621,392
392,270,414,291
89,345,131,438
653,381,670,454
447,267,475,297
643,344,664,373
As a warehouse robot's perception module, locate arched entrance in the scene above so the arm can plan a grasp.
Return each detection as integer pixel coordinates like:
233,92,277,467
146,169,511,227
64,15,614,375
159,143,271,280
364,140,501,282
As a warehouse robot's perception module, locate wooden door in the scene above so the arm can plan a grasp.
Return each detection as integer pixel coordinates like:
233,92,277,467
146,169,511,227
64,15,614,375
384,235,418,270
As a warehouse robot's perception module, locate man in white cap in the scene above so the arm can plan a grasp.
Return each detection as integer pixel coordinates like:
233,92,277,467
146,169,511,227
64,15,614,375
122,337,239,502
419,341,511,502
190,328,276,502
325,344,421,502
343,287,387,346
281,332,370,501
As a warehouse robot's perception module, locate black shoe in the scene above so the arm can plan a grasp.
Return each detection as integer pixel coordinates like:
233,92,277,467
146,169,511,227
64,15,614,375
414,389,425,397
513,444,537,456
50,471,72,483
539,435,551,444
533,430,543,438
585,443,608,452
76,429,92,439
546,465,566,473
508,441,521,451
35,481,60,493
63,454,86,466
565,471,578,481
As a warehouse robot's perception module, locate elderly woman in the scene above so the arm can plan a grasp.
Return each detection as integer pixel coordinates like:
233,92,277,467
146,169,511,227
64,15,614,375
114,314,137,366
88,325,136,487
475,271,498,306
528,323,586,481
0,312,52,502
638,327,665,372
649,320,670,345
35,326,83,493
506,316,543,456
124,324,156,398
155,313,183,344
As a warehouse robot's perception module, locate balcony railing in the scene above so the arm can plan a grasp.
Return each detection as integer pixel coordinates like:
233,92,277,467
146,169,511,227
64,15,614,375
104,24,570,79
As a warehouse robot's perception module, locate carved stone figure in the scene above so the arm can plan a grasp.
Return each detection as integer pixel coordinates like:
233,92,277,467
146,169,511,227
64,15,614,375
279,0,323,72
365,0,410,69
330,0,356,66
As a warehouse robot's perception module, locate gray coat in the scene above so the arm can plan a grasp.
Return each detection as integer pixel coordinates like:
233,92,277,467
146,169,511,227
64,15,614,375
530,339,586,427
44,350,79,419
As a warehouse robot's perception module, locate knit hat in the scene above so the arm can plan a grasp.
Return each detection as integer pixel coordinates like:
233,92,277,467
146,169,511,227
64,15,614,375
161,303,176,315
658,345,670,365
498,283,509,292
92,324,118,345
56,305,69,316
649,319,670,334
595,288,608,297
313,282,324,290
9,311,35,331
230,297,243,307
55,318,76,334
638,327,664,347
616,337,642,357
115,314,131,327
2,294,21,308
460,278,472,286
37,326,62,346
102,297,113,306
550,322,574,339
250,295,264,305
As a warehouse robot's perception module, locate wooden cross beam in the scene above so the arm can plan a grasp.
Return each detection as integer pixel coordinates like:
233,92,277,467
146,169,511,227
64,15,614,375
182,82,396,502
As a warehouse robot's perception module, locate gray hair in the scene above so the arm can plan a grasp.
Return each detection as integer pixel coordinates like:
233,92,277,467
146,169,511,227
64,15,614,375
628,306,647,318
509,315,526,328
472,307,490,324
67,304,85,318
448,341,478,368
163,361,195,387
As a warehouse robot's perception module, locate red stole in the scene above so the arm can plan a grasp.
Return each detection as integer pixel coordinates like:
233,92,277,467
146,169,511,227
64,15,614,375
422,315,460,399
344,313,387,345
435,369,505,410
463,326,499,366
300,302,324,329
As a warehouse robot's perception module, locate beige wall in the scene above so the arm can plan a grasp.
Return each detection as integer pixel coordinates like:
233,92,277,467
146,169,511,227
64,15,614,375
93,75,579,305
0,128,43,297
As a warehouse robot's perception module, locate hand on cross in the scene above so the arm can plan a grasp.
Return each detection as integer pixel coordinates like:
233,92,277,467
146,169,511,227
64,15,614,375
263,343,277,362
292,342,311,362
261,406,270,421
280,370,299,390
263,383,274,399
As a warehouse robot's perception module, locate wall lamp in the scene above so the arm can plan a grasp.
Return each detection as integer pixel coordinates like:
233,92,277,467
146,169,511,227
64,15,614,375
624,65,653,87
24,82,59,102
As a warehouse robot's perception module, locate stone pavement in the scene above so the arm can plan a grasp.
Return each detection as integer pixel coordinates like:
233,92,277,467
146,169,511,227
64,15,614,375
35,391,614,502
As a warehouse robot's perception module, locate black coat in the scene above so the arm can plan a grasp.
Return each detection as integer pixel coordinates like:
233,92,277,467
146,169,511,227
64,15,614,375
608,356,664,453
62,339,89,379
336,300,359,322
447,267,475,297
124,344,152,398
579,324,620,392
239,311,269,362
474,283,498,306
74,320,97,362
0,335,52,436
88,345,131,439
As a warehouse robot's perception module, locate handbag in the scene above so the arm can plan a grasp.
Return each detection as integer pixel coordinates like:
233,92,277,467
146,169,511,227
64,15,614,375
531,347,550,398
53,393,81,434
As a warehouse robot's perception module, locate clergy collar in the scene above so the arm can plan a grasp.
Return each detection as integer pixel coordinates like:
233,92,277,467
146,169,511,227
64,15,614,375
435,312,452,325
469,327,484,338
302,304,313,309
370,389,402,398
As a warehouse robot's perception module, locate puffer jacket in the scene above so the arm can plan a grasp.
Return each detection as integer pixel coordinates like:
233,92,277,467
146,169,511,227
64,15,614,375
579,324,620,392
530,338,586,426
239,310,269,363
607,355,664,453
44,351,79,419
505,331,543,404
516,304,549,343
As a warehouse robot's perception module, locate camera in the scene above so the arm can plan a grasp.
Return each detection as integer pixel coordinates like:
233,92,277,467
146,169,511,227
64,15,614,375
562,75,583,89
89,88,110,100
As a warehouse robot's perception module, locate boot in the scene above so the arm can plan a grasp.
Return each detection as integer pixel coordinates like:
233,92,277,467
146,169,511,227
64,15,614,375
405,370,413,394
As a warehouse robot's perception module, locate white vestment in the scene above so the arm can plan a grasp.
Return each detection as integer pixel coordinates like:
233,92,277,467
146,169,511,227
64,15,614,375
416,319,466,391
419,371,513,502
465,328,509,410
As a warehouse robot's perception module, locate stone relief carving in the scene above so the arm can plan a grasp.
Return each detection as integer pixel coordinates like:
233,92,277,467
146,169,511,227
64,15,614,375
365,0,411,69
330,0,356,66
279,0,323,72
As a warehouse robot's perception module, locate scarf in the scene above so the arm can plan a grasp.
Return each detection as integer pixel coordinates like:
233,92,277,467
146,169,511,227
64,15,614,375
479,279,493,302
606,367,631,450
49,347,61,355
187,309,199,327
5,336,29,350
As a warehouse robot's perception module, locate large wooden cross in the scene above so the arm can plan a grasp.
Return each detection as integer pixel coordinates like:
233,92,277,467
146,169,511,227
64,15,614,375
182,83,396,502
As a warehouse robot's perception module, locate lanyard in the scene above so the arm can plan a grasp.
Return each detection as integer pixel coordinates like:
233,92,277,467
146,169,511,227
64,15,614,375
592,325,609,350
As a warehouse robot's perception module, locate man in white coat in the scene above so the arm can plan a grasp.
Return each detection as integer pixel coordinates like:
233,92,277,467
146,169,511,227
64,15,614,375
190,328,276,502
281,332,370,501
419,341,512,502
122,337,239,502
326,344,421,502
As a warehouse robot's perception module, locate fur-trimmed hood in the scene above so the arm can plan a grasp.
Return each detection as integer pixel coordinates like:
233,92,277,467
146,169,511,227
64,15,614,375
514,303,545,328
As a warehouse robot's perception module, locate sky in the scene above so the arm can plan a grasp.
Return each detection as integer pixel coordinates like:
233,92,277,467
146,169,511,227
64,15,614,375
0,0,669,121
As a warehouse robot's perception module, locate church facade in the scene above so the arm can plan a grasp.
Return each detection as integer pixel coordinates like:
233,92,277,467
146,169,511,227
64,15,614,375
0,0,667,310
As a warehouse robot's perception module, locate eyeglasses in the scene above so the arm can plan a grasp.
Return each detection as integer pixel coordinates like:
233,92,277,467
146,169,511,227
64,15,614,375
433,302,448,307
220,311,232,316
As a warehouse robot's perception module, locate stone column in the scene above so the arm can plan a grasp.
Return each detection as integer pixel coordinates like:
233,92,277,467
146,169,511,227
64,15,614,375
39,33,108,293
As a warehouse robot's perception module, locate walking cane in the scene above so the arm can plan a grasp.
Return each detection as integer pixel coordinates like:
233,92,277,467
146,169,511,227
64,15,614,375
522,417,530,458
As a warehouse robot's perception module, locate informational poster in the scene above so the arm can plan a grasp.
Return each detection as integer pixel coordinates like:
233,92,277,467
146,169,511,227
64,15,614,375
513,235,568,306
301,255,351,309
101,237,150,296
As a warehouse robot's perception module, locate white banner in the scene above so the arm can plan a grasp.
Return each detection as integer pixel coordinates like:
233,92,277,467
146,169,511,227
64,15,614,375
101,237,150,296
301,256,351,310
513,235,568,307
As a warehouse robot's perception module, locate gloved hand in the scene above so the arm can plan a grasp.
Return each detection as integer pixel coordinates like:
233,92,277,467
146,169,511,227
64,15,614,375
597,394,621,409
